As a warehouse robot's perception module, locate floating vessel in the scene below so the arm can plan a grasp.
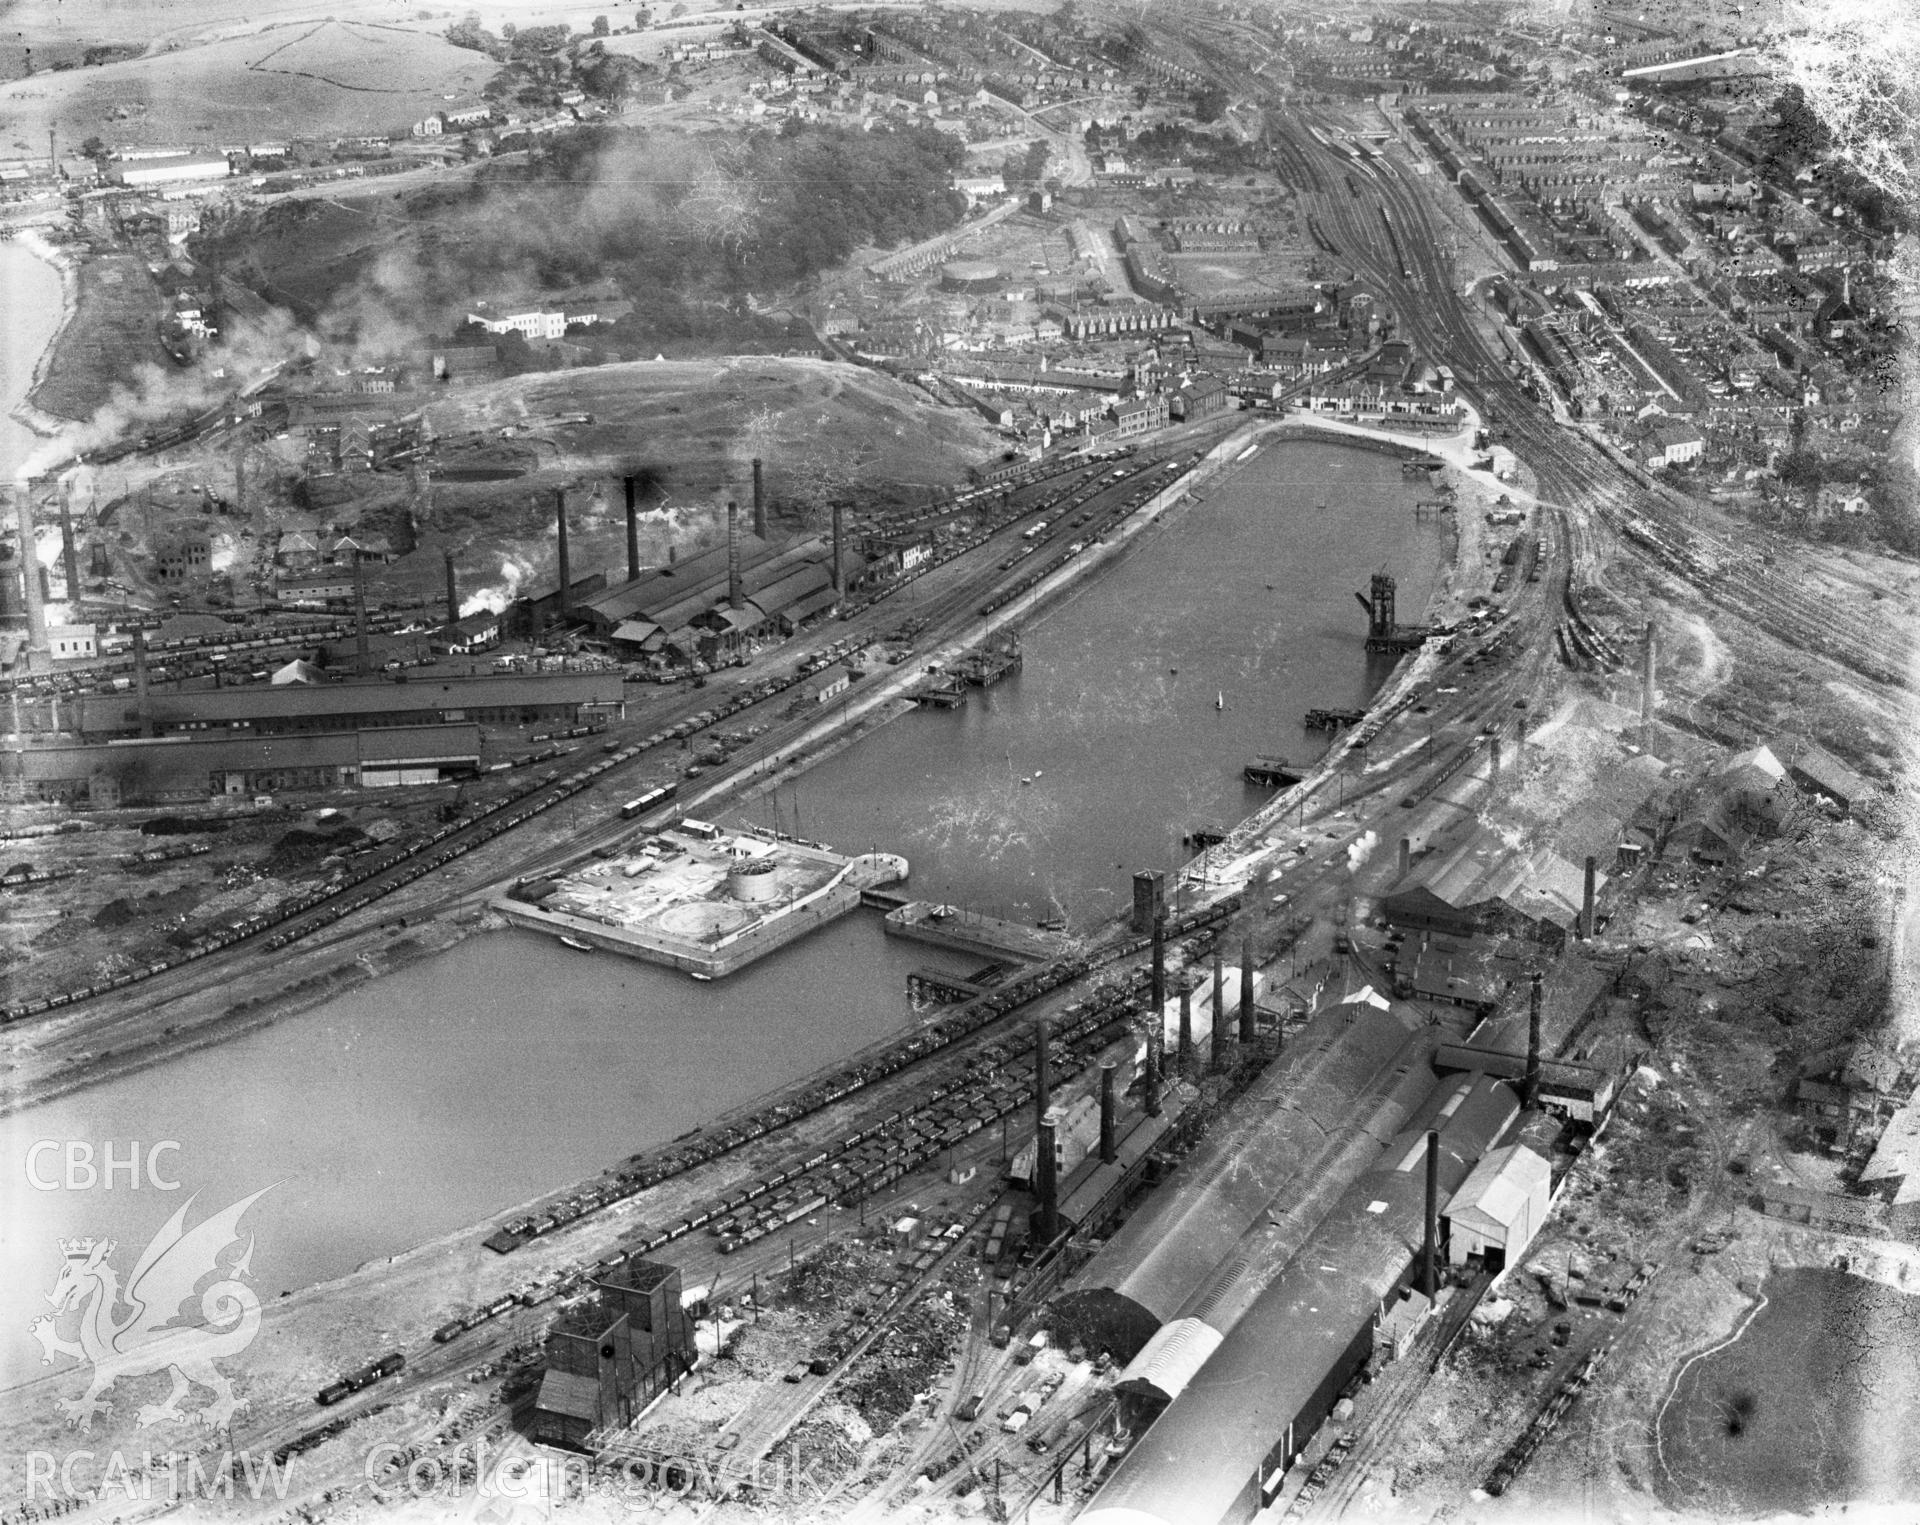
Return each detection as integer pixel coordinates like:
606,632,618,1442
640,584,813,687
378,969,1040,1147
1216,691,1225,711
558,935,594,952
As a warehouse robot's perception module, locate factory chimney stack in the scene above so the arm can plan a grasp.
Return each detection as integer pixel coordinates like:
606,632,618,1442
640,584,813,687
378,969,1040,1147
1151,909,1166,1009
831,502,844,594
1099,1063,1117,1165
1239,938,1256,1044
132,628,152,737
1144,1026,1163,1117
1033,1019,1051,1132
1211,950,1228,1070
1640,620,1657,729
1178,982,1193,1071
554,489,572,624
1421,1129,1441,1301
443,550,459,628
1398,836,1411,879
1581,855,1598,939
12,487,49,673
752,457,767,539
624,476,641,582
1035,1118,1059,1245
727,501,743,609
233,442,246,519
1524,970,1545,1110
1488,732,1502,794
59,492,80,603
353,559,370,674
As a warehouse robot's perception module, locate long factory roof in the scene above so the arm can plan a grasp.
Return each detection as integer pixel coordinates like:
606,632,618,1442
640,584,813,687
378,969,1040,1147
1081,1076,1520,1525
81,672,623,731
1056,999,1429,1355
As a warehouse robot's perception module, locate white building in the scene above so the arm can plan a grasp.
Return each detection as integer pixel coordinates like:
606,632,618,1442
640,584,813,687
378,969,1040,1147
47,624,97,661
110,155,231,188
1444,1143,1552,1274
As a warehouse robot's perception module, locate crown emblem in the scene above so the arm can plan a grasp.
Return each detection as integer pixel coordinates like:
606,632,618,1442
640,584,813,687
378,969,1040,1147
59,1238,101,1259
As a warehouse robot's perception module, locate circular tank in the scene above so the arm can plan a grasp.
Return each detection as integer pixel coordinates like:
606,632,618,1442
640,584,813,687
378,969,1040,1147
728,860,782,904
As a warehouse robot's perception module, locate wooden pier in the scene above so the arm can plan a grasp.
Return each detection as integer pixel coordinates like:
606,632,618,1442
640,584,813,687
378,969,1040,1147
1304,707,1368,731
1244,755,1304,787
910,675,968,708
1365,628,1430,654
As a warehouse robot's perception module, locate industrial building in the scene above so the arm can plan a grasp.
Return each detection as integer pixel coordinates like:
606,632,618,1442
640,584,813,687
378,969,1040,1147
1443,1142,1552,1272
78,672,624,738
1056,999,1435,1360
7,724,482,804
579,533,854,661
108,154,231,188
531,1257,696,1451
1080,1075,1521,1525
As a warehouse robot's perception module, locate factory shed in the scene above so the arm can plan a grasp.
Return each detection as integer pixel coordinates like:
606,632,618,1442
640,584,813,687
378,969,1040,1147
1113,1317,1223,1415
1385,828,1597,945
272,659,327,686
1444,1143,1551,1272
1080,1076,1520,1525
1772,733,1872,815
81,672,624,737
1433,1044,1615,1123
1054,1001,1429,1361
10,724,481,804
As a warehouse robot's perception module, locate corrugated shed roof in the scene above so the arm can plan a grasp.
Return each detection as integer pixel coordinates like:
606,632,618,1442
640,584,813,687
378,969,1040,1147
1445,1143,1550,1236
1059,1001,1428,1345
1114,1318,1223,1405
87,672,621,730
1082,1077,1519,1525
534,1369,600,1421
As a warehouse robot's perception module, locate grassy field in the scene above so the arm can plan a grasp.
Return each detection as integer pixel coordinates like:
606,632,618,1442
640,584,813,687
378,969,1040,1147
31,254,173,423
0,19,493,152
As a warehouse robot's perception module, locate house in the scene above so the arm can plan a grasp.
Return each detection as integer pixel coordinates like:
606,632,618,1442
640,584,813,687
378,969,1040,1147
1111,394,1169,438
1640,418,1705,470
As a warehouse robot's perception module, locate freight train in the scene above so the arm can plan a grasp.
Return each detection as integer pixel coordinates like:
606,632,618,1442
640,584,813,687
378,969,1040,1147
315,1350,406,1405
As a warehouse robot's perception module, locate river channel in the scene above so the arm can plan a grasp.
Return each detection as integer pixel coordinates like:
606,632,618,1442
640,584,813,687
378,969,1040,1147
0,434,1443,1389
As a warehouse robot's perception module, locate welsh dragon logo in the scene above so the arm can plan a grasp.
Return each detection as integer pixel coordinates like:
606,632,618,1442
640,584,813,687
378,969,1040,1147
30,1187,270,1433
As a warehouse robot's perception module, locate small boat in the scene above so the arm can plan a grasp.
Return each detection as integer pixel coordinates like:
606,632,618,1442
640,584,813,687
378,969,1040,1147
690,971,714,982
1033,770,1044,780
1169,667,1178,674
1216,692,1225,711
558,935,593,952
1021,776,1033,786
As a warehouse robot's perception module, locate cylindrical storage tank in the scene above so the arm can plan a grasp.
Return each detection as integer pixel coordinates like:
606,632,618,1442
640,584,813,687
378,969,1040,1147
728,860,782,903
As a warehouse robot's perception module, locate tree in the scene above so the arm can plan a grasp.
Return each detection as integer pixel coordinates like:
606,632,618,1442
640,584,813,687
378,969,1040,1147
1770,84,1830,166
592,14,610,34
1191,85,1229,124
79,135,108,161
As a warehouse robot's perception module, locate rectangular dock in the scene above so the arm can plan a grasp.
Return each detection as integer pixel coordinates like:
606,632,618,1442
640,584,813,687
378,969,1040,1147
494,827,909,979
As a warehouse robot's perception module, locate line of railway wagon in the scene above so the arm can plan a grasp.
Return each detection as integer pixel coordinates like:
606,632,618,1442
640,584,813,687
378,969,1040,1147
307,904,1242,1407
980,456,1202,619
0,636,885,1026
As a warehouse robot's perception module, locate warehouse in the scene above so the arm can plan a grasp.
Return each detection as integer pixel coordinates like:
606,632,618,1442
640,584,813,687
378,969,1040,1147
78,672,624,738
1444,1142,1552,1272
1054,1000,1432,1361
1080,1075,1521,1525
8,724,482,805
582,534,855,658
108,154,231,188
